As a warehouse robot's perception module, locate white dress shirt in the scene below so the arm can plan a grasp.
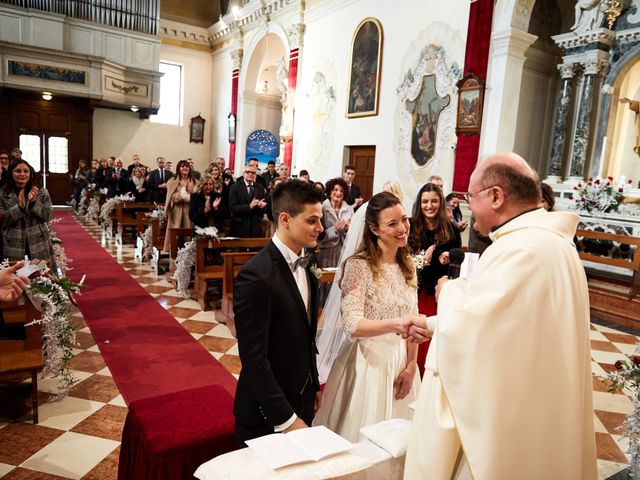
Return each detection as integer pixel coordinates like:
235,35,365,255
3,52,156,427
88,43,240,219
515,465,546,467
270,233,310,431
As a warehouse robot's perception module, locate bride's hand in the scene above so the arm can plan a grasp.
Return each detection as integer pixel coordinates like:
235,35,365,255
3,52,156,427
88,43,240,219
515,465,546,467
394,366,415,400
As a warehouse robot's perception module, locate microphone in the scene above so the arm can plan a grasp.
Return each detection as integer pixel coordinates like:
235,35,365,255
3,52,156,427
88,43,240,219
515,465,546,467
448,248,465,279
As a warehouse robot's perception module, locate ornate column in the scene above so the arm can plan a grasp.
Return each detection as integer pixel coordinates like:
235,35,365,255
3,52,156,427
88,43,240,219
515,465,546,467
568,58,608,180
229,48,243,171
546,63,578,182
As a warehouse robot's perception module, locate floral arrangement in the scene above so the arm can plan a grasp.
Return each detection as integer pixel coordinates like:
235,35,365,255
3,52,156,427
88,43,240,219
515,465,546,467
12,259,85,396
411,250,430,270
172,226,220,298
84,188,107,223
99,192,135,226
76,184,92,216
571,177,633,214
49,219,72,275
604,353,640,476
138,208,166,261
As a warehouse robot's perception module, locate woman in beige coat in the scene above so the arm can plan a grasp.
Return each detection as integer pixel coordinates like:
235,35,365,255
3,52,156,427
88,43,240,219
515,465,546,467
163,159,196,252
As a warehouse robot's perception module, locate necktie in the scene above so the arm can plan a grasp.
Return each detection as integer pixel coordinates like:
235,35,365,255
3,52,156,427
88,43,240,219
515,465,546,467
294,253,313,271
248,183,254,198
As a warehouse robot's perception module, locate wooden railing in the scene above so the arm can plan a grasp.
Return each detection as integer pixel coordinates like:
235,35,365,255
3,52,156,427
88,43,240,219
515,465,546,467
1,0,159,35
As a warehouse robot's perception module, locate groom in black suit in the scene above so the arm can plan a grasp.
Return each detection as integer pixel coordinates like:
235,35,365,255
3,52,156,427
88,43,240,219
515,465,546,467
234,180,325,446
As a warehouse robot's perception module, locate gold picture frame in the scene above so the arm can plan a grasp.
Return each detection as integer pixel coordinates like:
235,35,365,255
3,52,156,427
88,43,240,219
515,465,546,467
456,73,485,136
346,17,383,118
190,114,205,143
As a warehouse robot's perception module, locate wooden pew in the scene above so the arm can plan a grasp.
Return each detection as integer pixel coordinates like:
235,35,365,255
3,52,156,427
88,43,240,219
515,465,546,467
576,229,640,299
167,228,193,284
115,202,156,244
0,296,44,424
195,237,270,310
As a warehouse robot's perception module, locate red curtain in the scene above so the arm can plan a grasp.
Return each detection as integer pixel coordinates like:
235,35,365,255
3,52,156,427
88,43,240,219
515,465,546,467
229,69,239,171
452,0,495,192
283,48,299,169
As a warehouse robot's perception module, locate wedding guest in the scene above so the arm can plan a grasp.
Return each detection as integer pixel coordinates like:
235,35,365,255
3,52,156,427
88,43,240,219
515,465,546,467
298,170,310,182
314,192,423,442
313,181,326,201
266,177,285,235
148,157,173,204
0,160,54,263
409,182,461,378
9,147,22,161
318,178,354,268
228,164,267,238
0,152,10,187
71,159,88,204
540,182,555,211
129,167,148,202
261,160,278,187
127,154,143,175
105,158,129,198
343,165,363,209
189,174,224,231
223,168,235,187
277,163,290,181
188,158,201,180
247,158,267,190
86,159,99,185
445,193,468,231
163,160,196,252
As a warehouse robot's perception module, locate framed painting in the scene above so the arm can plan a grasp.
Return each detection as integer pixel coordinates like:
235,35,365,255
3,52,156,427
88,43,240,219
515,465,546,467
346,17,383,118
456,73,485,136
190,115,205,143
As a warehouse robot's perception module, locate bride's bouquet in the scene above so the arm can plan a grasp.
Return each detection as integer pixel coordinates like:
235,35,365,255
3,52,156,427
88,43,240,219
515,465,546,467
411,250,430,270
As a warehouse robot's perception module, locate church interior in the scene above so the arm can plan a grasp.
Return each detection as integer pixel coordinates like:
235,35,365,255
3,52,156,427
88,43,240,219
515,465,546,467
1,0,640,478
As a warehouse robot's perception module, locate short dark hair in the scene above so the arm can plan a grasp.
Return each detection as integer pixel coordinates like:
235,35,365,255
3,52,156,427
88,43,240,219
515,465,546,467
325,177,350,199
247,157,259,165
344,164,355,172
299,169,309,177
480,164,540,206
540,182,555,211
271,179,324,225
267,160,276,166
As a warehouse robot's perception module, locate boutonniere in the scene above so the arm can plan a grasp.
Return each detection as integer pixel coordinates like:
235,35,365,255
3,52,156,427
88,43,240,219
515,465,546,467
309,261,322,284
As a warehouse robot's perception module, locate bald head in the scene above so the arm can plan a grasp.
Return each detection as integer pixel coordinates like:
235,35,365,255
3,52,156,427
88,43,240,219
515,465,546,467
471,153,540,207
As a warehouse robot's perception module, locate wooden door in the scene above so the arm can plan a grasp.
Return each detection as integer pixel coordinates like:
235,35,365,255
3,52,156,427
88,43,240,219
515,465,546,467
348,146,375,201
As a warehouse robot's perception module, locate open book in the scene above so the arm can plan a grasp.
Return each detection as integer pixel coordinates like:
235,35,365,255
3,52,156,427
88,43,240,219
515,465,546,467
245,425,354,470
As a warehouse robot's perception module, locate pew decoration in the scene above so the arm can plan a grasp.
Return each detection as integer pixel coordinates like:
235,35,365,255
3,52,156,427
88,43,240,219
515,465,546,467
99,192,136,227
570,177,634,214
49,219,72,275
140,208,166,261
76,184,93,216
18,260,86,396
85,187,107,223
604,352,640,477
173,226,220,298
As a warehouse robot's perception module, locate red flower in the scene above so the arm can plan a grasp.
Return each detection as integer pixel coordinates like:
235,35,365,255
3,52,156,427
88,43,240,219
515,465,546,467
577,183,582,188
615,360,625,370
595,179,601,185
588,177,593,182
588,182,593,186
629,179,634,184
568,194,574,200
608,176,614,181
619,188,624,193
631,355,640,366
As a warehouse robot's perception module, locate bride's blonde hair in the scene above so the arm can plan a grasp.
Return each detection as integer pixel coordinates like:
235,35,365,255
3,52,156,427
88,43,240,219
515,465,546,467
342,191,416,288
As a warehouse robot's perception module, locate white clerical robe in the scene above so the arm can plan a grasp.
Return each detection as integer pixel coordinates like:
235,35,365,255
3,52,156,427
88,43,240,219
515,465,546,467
404,209,597,480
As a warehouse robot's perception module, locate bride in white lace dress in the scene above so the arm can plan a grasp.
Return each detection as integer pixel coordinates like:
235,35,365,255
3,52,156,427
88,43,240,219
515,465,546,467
313,192,423,442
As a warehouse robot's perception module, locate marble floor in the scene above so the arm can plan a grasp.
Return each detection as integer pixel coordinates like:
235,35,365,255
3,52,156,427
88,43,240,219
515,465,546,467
0,214,637,479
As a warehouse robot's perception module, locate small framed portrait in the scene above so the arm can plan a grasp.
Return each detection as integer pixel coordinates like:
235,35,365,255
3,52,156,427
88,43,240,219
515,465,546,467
456,73,485,136
190,115,205,143
228,113,236,144
346,17,383,118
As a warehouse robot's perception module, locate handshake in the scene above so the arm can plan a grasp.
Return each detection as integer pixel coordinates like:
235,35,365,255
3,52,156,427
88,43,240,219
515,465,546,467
390,314,432,343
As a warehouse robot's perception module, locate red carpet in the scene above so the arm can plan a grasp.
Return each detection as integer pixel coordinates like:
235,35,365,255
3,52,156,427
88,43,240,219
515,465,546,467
52,211,236,405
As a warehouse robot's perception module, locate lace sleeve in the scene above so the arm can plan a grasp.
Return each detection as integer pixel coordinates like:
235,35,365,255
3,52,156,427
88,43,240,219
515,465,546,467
340,258,370,338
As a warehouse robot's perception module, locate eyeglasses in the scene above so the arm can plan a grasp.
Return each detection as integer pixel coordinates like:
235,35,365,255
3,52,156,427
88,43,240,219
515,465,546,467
0,157,8,160
244,171,257,175
464,185,496,203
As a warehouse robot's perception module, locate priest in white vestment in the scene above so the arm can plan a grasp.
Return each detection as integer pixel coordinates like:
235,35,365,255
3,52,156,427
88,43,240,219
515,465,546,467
404,153,597,480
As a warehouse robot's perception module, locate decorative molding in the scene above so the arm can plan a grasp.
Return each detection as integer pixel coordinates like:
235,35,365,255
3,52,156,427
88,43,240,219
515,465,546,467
159,19,211,47
582,58,609,75
615,26,640,44
286,22,305,47
490,28,538,60
209,0,298,44
552,28,616,49
7,60,86,84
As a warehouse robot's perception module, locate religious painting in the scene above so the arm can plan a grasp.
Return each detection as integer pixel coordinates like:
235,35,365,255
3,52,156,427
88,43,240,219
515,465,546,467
245,129,279,171
456,73,485,136
405,74,451,166
190,115,205,143
8,60,86,84
346,18,383,118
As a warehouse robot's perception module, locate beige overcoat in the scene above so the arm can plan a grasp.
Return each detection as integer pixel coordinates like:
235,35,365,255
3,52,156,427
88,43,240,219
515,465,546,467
404,209,597,480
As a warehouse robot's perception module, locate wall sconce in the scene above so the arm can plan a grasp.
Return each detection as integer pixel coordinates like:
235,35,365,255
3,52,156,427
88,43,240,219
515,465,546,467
228,112,236,144
130,105,139,112
42,92,52,101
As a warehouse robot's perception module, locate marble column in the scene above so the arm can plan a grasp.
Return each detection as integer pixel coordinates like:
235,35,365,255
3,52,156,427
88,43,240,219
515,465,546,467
547,63,577,181
568,59,607,180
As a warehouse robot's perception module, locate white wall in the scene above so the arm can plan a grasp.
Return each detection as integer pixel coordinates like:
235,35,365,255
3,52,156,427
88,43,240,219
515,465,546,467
94,42,213,172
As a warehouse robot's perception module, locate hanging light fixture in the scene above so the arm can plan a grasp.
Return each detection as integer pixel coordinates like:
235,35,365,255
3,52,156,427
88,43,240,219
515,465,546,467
42,92,52,101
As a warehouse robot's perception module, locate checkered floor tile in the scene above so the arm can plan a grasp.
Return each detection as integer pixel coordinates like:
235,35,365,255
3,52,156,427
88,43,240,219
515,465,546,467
0,213,637,479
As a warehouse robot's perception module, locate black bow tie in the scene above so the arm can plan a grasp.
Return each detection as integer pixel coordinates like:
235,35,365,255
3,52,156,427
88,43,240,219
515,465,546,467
294,254,313,271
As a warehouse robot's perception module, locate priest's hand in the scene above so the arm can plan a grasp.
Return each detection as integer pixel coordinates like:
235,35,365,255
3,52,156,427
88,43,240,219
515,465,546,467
394,365,415,400
283,417,308,433
435,276,449,302
0,261,30,303
402,314,432,344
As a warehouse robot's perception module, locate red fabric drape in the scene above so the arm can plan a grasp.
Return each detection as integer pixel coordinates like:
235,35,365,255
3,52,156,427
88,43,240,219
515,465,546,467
452,0,495,192
229,69,239,171
284,48,299,169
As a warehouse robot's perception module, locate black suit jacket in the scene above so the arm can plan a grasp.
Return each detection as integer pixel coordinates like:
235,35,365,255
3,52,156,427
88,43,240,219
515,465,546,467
147,168,174,204
234,241,320,442
346,183,361,206
189,191,224,231
228,180,266,238
106,168,129,197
